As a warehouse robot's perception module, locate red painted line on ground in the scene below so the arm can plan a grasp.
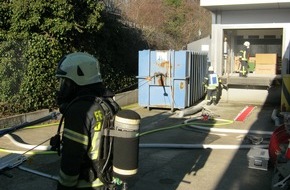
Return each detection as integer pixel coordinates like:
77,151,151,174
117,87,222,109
234,106,255,122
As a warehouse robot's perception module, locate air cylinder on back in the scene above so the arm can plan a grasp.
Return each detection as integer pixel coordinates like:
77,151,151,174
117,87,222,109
113,110,141,180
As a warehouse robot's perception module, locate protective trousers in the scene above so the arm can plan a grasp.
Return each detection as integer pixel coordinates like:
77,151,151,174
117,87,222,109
239,60,248,77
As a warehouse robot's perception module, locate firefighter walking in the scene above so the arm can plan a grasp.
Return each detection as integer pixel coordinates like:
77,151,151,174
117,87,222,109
204,66,220,105
239,41,250,77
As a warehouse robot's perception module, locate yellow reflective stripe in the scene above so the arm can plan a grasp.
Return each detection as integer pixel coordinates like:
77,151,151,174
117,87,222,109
93,110,103,131
89,126,100,160
94,110,103,121
58,169,79,187
77,178,103,188
95,121,102,132
63,128,89,146
88,110,104,160
242,50,247,61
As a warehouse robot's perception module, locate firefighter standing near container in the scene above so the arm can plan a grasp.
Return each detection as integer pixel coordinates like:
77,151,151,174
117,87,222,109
204,66,220,105
53,52,120,190
239,41,250,77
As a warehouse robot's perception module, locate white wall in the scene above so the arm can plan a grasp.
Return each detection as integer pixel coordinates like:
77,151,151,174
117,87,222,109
210,23,290,76
201,0,290,76
221,9,290,24
201,0,290,7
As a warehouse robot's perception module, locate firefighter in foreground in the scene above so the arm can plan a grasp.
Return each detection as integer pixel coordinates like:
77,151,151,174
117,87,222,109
52,52,141,190
204,66,220,105
239,41,250,77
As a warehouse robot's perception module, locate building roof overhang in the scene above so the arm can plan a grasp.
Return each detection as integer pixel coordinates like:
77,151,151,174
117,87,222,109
200,0,290,11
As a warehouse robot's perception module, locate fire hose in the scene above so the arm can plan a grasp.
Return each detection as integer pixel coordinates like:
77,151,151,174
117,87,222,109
0,112,59,137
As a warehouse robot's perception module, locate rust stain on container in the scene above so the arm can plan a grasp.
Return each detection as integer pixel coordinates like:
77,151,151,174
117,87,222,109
158,75,166,86
159,61,171,68
180,82,184,89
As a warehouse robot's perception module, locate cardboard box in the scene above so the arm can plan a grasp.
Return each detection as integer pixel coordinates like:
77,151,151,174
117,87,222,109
234,56,241,72
255,64,276,74
255,53,277,65
247,148,269,171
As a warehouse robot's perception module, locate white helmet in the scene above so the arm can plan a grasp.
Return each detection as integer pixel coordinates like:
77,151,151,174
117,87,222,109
243,41,250,47
208,66,214,72
56,52,103,86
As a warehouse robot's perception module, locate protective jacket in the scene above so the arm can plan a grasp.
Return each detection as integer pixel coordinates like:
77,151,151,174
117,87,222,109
239,46,250,76
57,89,120,190
239,46,249,62
204,73,219,90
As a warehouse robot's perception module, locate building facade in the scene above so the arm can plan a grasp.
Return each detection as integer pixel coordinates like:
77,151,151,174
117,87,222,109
199,0,290,105
200,0,290,76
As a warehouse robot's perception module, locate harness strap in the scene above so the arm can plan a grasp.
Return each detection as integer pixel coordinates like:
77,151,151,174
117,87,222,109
104,128,138,138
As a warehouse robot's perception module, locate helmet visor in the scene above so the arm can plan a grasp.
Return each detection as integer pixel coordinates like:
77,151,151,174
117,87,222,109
56,56,67,77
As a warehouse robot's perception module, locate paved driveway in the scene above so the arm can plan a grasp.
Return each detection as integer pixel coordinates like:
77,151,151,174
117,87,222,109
0,102,277,190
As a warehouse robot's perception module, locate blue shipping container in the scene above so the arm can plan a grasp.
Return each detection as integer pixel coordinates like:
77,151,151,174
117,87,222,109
137,50,207,110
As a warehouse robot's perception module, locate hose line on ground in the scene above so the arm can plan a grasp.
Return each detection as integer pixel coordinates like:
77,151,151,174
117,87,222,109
139,117,273,150
0,122,60,155
1,116,273,153
139,118,234,137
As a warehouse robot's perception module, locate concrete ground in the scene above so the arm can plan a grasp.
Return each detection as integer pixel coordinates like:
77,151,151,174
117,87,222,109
0,101,281,190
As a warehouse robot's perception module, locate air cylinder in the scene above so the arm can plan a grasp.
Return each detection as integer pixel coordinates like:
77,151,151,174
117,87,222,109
113,110,140,180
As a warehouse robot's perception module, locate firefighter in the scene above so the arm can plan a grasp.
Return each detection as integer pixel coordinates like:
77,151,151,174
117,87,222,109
55,52,120,190
239,41,250,77
204,66,219,105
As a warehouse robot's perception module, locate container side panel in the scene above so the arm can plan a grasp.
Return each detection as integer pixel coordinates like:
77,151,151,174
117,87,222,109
149,86,172,107
173,79,187,108
173,51,189,108
173,51,188,79
138,79,149,107
151,51,172,85
138,50,150,106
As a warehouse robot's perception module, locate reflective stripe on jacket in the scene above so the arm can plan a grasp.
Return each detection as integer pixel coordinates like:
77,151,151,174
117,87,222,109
240,50,247,61
58,97,119,189
58,98,105,189
63,128,89,146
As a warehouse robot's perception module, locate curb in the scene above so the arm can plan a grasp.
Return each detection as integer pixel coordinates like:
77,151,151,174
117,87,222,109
0,109,50,129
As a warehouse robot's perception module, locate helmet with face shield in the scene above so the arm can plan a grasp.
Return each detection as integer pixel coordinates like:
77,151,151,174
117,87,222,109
55,52,103,109
56,52,102,85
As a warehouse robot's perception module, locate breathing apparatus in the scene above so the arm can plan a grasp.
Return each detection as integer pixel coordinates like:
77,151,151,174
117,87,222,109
112,110,141,181
50,97,141,189
51,52,141,189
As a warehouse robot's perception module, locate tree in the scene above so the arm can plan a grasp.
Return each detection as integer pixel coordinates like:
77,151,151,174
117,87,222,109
0,0,210,115
120,0,211,49
0,0,105,113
